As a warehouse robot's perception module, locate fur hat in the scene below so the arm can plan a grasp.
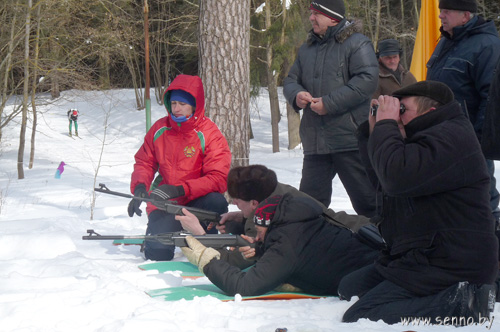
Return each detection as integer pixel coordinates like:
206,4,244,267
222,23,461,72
439,0,477,13
392,81,455,105
376,39,402,58
227,165,278,203
310,0,345,22
253,195,282,227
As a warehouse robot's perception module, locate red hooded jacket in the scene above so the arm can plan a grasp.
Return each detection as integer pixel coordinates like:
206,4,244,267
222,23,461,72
130,74,232,214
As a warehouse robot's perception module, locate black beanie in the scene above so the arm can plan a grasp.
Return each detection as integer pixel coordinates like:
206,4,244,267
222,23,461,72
392,81,455,105
439,0,477,12
310,0,345,22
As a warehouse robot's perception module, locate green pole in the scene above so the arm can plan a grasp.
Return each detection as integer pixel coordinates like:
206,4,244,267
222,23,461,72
145,98,151,130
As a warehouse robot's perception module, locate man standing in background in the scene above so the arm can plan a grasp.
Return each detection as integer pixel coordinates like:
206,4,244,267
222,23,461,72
372,39,416,99
426,0,500,223
283,0,379,216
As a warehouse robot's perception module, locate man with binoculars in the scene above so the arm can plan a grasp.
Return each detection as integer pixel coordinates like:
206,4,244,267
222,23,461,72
338,80,498,325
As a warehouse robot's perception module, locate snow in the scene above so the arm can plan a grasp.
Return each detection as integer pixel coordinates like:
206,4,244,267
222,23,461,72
0,88,498,332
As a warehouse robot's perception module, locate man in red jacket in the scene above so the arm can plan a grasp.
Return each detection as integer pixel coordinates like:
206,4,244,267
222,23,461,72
128,74,232,261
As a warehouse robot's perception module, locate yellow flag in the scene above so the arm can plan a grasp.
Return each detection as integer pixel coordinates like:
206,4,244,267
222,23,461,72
410,0,442,81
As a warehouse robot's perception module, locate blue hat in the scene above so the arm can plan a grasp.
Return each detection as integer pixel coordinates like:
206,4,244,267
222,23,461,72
170,90,196,108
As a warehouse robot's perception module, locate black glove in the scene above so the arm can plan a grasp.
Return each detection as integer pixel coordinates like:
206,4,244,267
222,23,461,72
150,184,185,205
127,184,149,217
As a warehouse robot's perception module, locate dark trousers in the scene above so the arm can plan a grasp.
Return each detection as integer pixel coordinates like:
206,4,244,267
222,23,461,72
339,264,488,325
299,151,377,217
144,192,228,261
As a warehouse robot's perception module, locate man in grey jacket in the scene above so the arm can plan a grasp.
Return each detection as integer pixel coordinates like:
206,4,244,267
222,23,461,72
283,0,379,216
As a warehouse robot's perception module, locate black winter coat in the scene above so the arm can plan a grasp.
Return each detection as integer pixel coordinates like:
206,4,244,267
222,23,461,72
283,19,378,154
358,101,499,296
219,182,372,269
204,193,377,296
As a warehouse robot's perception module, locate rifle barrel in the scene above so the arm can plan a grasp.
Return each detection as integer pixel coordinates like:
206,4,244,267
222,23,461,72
94,183,221,223
82,229,253,248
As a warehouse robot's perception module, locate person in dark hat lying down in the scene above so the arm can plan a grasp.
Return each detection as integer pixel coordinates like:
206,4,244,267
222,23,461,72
338,80,498,325
179,192,377,297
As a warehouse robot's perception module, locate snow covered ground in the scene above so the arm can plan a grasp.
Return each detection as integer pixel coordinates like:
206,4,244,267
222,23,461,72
0,88,498,331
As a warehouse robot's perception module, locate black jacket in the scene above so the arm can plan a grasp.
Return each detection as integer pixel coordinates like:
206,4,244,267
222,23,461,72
426,16,500,138
219,182,372,269
204,193,377,296
283,19,378,154
358,101,499,296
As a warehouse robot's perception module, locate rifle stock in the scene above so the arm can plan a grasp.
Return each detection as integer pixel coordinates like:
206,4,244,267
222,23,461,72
82,229,254,248
94,183,221,224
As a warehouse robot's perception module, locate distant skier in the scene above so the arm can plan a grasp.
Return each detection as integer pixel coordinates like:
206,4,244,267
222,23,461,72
67,109,79,137
55,161,66,179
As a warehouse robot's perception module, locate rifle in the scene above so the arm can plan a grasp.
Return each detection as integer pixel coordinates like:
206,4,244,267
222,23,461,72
82,229,254,248
94,183,221,225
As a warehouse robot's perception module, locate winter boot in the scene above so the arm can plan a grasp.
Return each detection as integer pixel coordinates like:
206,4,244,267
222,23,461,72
451,282,496,324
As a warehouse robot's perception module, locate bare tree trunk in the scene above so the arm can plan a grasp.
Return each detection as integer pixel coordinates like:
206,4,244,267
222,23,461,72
18,0,32,179
90,103,111,221
265,0,280,153
400,0,407,68
29,2,41,169
362,0,374,41
374,0,381,49
49,37,60,99
99,51,110,90
0,1,20,143
287,103,301,150
413,0,419,23
122,45,144,109
279,0,300,150
199,0,250,168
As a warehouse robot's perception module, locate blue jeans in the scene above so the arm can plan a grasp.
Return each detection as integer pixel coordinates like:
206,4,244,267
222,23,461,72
143,192,228,261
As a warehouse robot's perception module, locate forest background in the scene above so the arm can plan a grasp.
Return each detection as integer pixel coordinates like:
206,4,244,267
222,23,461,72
1,0,500,180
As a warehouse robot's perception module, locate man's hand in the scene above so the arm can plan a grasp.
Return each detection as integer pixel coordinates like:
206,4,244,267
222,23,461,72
296,91,313,109
238,234,257,260
374,95,407,138
127,184,149,217
375,95,401,122
176,208,205,235
310,97,327,115
181,236,221,273
217,211,244,234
